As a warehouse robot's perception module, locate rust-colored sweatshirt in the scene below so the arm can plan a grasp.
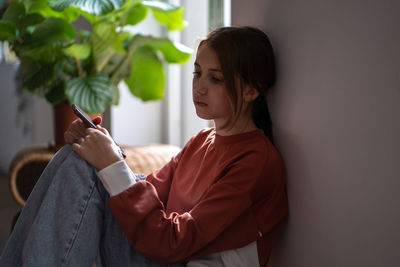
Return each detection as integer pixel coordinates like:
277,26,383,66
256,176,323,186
107,128,287,266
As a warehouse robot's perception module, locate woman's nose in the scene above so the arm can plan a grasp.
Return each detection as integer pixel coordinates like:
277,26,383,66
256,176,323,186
193,80,207,95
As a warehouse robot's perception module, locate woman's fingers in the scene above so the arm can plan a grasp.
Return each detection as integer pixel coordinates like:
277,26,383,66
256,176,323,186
64,131,74,144
96,125,110,136
65,119,88,143
65,128,79,143
65,127,83,143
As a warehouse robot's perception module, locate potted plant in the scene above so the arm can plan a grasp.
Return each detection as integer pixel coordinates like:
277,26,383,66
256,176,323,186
0,0,192,149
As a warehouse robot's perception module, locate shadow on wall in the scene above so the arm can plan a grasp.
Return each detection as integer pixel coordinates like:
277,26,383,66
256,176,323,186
0,63,53,173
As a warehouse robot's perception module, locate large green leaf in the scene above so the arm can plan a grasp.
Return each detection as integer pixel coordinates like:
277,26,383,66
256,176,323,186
0,21,16,40
45,81,66,104
43,6,81,22
26,17,75,47
25,0,49,13
90,22,118,71
146,37,192,63
0,11,44,40
102,52,129,79
142,0,186,30
114,31,132,52
141,0,178,12
19,58,56,92
56,57,78,79
65,73,114,113
100,1,146,26
24,0,80,22
1,2,25,25
49,0,125,15
19,43,66,61
1,2,30,36
124,3,147,26
20,14,46,29
89,25,130,75
125,34,192,63
125,46,164,101
64,43,91,60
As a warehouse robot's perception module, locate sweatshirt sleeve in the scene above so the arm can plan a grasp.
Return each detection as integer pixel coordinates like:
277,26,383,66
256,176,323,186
145,133,195,206
97,160,138,196
107,152,264,264
144,152,180,207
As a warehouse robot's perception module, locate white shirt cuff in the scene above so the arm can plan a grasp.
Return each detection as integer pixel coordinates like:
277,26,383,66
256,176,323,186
97,160,137,196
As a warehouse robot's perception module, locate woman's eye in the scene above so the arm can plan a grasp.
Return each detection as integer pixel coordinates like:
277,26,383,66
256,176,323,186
211,76,223,83
192,71,201,77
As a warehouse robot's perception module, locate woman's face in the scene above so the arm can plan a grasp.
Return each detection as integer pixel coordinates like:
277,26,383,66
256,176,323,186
192,43,232,126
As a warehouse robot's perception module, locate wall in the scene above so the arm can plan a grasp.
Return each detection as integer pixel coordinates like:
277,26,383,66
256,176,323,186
232,0,400,266
0,63,53,172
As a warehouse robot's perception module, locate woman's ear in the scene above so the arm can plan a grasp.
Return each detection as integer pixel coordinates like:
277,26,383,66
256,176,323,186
243,86,259,102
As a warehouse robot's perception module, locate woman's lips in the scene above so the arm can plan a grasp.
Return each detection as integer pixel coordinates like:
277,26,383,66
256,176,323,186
194,100,207,107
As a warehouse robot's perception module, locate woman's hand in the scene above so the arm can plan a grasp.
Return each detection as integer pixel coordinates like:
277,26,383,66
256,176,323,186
72,125,122,170
66,118,122,170
64,116,102,144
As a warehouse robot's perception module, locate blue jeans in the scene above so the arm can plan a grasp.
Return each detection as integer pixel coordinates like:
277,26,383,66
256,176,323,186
0,145,185,267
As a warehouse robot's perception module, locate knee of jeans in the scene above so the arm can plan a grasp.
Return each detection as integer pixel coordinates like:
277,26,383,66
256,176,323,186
55,144,73,157
48,144,74,167
68,149,96,172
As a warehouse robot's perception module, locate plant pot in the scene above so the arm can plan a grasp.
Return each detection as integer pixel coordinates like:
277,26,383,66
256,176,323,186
51,101,101,151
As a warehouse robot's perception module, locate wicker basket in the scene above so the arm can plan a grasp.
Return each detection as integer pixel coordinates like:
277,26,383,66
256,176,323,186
8,144,180,207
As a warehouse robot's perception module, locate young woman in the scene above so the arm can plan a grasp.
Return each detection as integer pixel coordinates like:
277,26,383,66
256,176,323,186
0,26,287,267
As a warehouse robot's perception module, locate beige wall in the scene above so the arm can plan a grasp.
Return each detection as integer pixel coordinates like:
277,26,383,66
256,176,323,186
232,0,400,266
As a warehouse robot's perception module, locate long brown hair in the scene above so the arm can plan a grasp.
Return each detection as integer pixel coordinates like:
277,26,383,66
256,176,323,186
200,26,276,142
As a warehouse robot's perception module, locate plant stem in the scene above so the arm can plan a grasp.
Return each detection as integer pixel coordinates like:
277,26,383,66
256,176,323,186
74,56,83,77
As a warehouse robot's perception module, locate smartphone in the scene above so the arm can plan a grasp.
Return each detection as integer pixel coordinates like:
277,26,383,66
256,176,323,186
71,104,97,129
71,104,126,159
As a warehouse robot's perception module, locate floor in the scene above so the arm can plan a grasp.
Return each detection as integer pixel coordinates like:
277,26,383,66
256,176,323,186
0,171,21,253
